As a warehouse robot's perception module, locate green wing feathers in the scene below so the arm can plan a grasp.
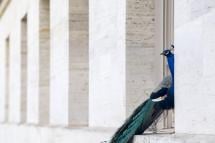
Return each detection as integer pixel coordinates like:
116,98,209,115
110,100,163,143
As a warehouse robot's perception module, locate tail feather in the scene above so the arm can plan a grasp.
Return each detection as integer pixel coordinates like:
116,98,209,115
110,99,163,143
110,100,149,142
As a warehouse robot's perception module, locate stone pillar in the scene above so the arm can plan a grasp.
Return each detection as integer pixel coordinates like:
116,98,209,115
89,0,126,127
27,0,50,125
27,0,40,124
89,0,158,128
175,0,215,135
0,39,6,122
50,0,89,127
8,23,22,123
50,0,69,126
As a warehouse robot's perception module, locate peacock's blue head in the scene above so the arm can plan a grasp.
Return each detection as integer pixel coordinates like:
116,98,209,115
161,45,174,57
160,49,173,57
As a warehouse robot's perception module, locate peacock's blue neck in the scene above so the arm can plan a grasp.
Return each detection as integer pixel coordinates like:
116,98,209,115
166,53,174,80
166,53,174,98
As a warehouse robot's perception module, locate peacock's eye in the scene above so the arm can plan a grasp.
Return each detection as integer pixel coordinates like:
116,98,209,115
166,51,170,55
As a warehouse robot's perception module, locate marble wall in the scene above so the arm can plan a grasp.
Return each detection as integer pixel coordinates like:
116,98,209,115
27,0,40,124
1,0,215,142
0,0,160,129
89,0,159,127
8,11,22,123
89,0,126,127
0,0,162,129
50,0,69,126
175,0,215,135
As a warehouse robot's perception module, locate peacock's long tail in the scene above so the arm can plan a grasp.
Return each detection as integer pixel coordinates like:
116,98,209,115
110,99,163,143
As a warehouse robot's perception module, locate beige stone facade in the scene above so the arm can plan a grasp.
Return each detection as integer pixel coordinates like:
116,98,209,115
0,0,215,143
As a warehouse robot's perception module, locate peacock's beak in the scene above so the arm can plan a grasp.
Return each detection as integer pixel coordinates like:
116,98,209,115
160,52,164,55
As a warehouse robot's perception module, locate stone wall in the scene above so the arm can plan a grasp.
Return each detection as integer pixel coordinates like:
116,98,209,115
89,0,126,127
69,0,89,126
175,0,215,135
0,0,160,128
126,0,157,116
39,0,50,125
20,15,27,123
3,0,215,142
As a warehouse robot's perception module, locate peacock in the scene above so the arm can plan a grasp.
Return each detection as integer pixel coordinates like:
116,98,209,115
109,46,174,143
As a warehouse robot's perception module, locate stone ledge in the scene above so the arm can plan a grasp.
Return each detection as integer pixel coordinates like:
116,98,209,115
1,124,215,143
134,133,215,143
0,124,114,143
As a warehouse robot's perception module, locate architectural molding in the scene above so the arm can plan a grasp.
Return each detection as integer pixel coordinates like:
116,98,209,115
155,0,174,130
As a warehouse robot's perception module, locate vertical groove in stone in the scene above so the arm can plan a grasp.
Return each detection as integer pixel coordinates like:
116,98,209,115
39,0,50,125
20,15,28,123
162,0,174,129
5,37,10,122
126,0,156,116
69,0,89,126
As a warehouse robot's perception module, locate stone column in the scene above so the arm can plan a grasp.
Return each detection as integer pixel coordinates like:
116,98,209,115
89,0,158,128
89,0,126,127
0,39,6,122
27,0,51,125
8,23,22,123
50,0,89,127
27,0,40,124
50,0,69,126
